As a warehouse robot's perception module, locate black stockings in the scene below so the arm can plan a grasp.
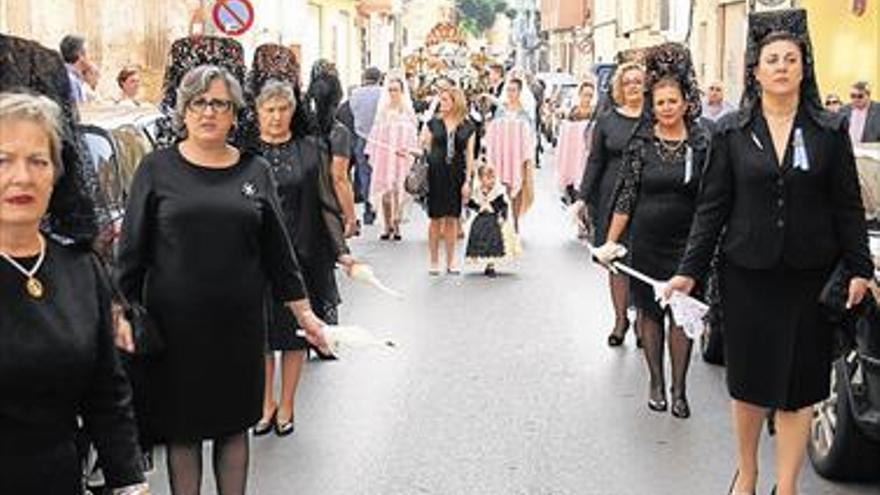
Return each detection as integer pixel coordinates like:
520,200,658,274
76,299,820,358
638,312,693,400
609,273,630,335
166,432,249,495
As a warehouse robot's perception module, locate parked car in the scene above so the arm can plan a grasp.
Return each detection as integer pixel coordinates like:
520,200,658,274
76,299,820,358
808,144,880,481
77,103,163,259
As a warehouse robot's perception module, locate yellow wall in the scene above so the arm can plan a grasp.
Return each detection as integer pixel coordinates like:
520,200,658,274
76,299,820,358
798,0,879,98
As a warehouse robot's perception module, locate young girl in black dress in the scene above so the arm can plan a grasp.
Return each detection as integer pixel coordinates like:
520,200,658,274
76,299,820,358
465,163,518,276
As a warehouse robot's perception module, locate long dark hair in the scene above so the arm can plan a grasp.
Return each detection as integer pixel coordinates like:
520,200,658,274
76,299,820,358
305,60,343,138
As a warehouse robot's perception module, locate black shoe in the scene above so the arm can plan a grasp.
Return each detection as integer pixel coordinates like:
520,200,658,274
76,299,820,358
670,393,690,419
379,233,391,240
606,321,630,347
648,386,668,412
309,346,338,361
363,206,376,225
392,233,402,241
275,415,294,436
484,266,497,277
253,409,276,436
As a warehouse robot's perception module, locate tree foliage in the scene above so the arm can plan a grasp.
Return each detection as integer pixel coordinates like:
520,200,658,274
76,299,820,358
456,0,509,36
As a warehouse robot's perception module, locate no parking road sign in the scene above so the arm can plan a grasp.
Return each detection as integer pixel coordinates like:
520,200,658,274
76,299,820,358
212,0,254,37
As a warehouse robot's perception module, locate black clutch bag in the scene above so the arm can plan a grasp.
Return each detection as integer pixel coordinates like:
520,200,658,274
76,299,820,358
123,303,165,357
818,261,853,315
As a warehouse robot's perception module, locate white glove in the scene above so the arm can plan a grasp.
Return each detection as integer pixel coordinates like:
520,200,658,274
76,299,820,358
592,242,627,272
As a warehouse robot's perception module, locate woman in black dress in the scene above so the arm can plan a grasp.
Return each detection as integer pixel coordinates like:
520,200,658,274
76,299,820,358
117,66,328,495
575,62,645,347
595,43,710,419
0,92,147,494
421,85,475,274
666,10,872,494
306,59,358,238
250,79,354,437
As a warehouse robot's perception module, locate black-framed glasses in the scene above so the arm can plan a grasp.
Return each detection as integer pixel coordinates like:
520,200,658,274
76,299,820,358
188,98,233,114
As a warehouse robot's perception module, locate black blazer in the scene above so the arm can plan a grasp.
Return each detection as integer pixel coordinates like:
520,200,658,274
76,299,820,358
841,100,880,143
678,107,873,280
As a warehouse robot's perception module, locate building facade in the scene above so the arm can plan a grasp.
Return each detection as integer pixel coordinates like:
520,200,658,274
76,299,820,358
0,0,365,98
539,0,592,77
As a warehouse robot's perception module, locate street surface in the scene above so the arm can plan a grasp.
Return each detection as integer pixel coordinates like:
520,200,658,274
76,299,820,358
147,150,878,495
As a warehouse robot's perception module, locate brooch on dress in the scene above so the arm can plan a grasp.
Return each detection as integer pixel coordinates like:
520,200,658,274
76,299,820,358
241,181,257,198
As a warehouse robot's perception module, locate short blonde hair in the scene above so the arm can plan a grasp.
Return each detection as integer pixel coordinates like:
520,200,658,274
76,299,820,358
0,91,64,179
611,62,645,106
440,86,467,123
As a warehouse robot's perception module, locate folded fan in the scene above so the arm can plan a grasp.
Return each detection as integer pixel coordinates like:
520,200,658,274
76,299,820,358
297,325,397,356
586,242,709,340
342,262,403,299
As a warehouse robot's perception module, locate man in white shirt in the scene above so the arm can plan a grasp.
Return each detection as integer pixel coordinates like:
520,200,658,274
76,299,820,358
841,81,880,144
701,80,735,122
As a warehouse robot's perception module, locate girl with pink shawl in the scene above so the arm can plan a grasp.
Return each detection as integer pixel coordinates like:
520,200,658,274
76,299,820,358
485,77,536,231
556,81,596,200
365,74,418,240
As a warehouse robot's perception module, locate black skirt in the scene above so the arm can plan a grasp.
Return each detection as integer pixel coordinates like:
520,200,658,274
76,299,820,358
720,261,835,410
465,213,505,261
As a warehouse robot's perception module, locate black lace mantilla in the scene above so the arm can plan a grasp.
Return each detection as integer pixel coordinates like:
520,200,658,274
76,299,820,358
1,34,108,248
740,8,824,125
642,42,702,126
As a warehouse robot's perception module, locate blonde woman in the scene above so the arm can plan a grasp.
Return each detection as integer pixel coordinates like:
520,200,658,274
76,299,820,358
575,62,645,347
366,74,418,240
421,86,475,274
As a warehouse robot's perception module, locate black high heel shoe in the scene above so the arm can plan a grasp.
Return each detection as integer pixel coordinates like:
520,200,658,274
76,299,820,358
606,321,630,347
648,385,668,412
670,392,690,419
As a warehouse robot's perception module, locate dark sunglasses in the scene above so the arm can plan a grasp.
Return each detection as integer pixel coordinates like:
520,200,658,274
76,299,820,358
850,93,866,100
825,99,840,105
188,98,233,114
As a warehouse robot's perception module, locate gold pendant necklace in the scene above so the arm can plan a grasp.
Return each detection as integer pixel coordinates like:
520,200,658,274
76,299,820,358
1,234,47,299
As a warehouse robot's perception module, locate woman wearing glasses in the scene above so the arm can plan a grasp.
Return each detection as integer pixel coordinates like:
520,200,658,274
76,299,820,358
117,65,328,495
574,62,645,347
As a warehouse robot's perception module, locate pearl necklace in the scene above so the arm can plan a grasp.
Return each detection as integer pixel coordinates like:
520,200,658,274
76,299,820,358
0,234,46,298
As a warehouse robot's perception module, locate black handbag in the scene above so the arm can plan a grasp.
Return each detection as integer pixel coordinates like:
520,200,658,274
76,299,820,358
818,261,854,315
92,252,165,357
404,154,429,197
123,302,165,357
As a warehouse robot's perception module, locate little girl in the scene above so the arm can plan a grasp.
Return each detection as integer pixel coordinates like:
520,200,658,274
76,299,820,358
465,163,520,276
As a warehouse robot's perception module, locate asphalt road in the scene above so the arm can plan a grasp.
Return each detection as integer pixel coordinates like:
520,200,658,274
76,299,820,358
146,151,879,495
